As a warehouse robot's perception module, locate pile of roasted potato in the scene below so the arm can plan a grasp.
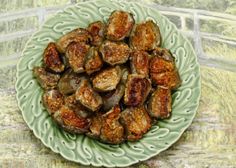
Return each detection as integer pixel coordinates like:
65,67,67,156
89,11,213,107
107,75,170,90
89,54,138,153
33,10,181,144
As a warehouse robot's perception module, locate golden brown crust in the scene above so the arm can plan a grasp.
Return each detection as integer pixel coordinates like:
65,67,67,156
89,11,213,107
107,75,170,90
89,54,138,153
106,10,134,41
43,42,65,73
152,47,174,62
124,74,151,106
100,106,124,144
84,47,103,75
75,79,102,112
86,113,103,139
130,50,149,77
130,20,161,51
92,66,121,92
87,21,105,46
149,56,175,74
148,87,172,119
120,106,151,141
43,89,64,115
99,40,130,66
56,28,91,53
150,70,181,89
53,105,90,134
65,42,90,73
33,67,60,90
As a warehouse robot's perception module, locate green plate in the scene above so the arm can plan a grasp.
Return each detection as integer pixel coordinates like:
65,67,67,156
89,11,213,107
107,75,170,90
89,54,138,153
15,0,201,167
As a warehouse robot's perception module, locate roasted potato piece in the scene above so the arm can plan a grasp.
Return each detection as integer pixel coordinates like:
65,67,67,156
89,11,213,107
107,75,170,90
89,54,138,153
124,74,151,106
75,79,103,112
120,106,151,141
106,10,134,41
87,21,105,46
149,55,175,74
102,83,125,111
100,106,124,144
150,70,181,89
64,94,91,118
33,67,60,90
43,89,64,115
84,47,103,75
130,20,161,51
86,113,103,139
56,28,91,53
152,47,174,62
65,42,90,73
148,87,172,119
92,66,121,92
99,40,130,66
58,69,84,95
43,42,65,73
130,50,149,77
53,105,90,134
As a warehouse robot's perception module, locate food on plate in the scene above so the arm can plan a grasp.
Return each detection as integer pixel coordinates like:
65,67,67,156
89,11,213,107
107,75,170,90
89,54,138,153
33,67,60,90
148,87,172,119
106,10,134,41
43,42,65,73
53,105,90,134
124,74,151,106
56,28,91,53
120,106,151,141
65,42,90,73
150,48,181,89
43,89,64,115
34,10,181,144
58,69,84,95
102,83,125,111
130,50,149,77
100,106,124,144
99,40,130,65
75,79,103,112
84,47,103,75
130,20,161,51
92,66,121,92
87,21,105,46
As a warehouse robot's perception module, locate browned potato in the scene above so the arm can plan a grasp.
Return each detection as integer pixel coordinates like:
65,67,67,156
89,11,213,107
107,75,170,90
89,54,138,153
84,47,103,75
120,106,151,141
92,66,121,92
102,83,125,111
33,67,60,90
124,74,151,106
152,47,174,62
87,21,105,46
75,79,103,112
150,70,181,89
64,94,91,118
149,56,175,74
43,42,65,73
56,28,91,53
43,89,64,115
58,69,84,95
99,40,130,66
148,87,172,119
65,42,90,73
53,105,90,134
130,20,161,51
130,50,149,77
86,113,103,139
106,10,134,41
100,106,124,144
